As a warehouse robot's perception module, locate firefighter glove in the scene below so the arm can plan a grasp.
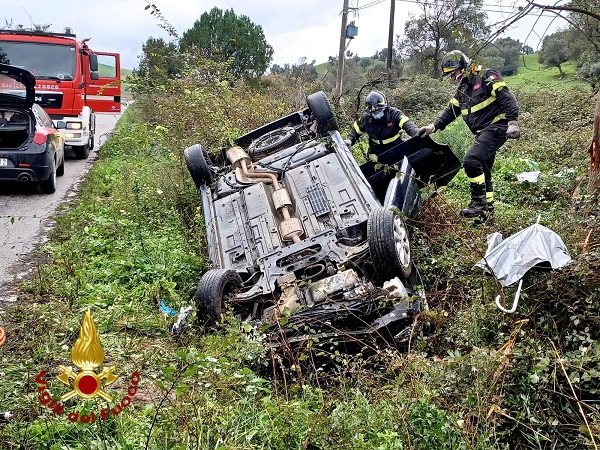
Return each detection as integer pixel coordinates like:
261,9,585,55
418,123,436,138
344,139,353,147
506,120,520,139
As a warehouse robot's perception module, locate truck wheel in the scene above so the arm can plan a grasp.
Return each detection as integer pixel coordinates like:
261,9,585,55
195,269,242,327
40,158,57,194
248,127,298,160
307,91,339,134
73,144,90,159
368,207,412,281
184,144,213,189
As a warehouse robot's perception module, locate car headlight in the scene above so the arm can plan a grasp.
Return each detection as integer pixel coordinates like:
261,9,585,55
65,132,82,138
66,122,82,130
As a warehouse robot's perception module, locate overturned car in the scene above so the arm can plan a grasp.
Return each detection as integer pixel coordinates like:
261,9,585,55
185,92,460,349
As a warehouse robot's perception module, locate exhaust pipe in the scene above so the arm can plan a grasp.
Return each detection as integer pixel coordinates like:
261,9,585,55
18,174,32,182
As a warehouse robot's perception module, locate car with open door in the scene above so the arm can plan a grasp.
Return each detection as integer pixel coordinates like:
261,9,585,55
0,63,65,193
184,91,460,351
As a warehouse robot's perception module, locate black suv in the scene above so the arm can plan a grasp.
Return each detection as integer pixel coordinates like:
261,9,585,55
185,92,460,348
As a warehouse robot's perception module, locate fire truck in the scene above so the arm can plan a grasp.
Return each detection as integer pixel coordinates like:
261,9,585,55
0,28,121,159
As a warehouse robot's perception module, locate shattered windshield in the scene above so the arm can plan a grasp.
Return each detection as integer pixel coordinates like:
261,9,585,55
0,41,76,81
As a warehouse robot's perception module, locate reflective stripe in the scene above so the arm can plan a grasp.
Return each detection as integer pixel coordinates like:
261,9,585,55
486,191,494,200
468,174,485,184
371,131,401,145
491,113,506,124
462,95,496,115
491,81,506,94
353,122,363,135
399,115,409,127
451,98,459,107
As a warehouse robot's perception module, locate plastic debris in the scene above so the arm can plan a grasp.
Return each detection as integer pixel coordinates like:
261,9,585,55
160,299,179,316
0,411,11,422
516,171,540,183
171,306,193,335
0,328,5,347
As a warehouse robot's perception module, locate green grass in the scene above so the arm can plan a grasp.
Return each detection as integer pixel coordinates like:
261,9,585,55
506,53,588,91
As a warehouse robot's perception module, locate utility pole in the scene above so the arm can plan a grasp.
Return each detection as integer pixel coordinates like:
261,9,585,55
334,0,349,103
386,0,395,83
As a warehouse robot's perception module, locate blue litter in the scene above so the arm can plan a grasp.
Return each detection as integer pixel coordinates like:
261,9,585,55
160,299,178,316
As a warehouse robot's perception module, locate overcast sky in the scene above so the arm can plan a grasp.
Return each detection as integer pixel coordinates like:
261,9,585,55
2,1,563,70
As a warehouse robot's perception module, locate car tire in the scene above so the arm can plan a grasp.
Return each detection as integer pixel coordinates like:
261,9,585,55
307,91,339,134
184,144,213,189
248,127,298,160
40,158,57,194
56,153,65,176
195,269,243,327
368,207,412,280
73,144,90,159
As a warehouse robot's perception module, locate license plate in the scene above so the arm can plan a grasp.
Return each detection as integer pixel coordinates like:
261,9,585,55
0,158,7,166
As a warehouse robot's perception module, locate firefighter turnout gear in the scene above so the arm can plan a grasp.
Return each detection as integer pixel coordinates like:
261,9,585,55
431,51,520,221
347,104,419,155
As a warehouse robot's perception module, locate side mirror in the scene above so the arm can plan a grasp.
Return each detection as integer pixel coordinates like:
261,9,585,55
56,121,66,129
89,54,98,72
90,72,99,80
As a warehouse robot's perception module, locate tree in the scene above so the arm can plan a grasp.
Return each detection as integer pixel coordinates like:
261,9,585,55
480,37,522,75
399,0,488,77
537,30,571,77
522,45,534,55
179,7,273,79
133,37,181,85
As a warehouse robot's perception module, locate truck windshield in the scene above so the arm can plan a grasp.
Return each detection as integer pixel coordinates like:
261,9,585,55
0,41,76,81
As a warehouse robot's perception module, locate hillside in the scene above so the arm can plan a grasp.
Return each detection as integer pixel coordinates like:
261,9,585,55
0,55,597,449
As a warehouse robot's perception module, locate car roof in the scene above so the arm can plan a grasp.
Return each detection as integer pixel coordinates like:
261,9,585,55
0,63,35,108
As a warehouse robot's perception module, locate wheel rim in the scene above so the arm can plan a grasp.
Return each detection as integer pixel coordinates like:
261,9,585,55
393,216,410,268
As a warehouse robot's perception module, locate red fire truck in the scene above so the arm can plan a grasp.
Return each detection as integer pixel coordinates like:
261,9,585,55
0,28,121,159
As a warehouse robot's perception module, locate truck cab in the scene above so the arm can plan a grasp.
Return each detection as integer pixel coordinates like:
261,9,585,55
0,28,121,159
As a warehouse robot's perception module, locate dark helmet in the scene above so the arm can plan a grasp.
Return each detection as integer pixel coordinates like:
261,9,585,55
365,90,387,116
441,50,471,77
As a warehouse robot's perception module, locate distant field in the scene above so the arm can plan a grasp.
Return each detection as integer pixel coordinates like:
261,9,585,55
506,53,587,91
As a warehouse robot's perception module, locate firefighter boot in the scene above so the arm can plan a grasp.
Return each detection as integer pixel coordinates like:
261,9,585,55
460,183,488,218
474,201,494,226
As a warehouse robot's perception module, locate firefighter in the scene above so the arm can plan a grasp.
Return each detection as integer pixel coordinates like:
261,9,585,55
418,50,520,221
345,90,419,154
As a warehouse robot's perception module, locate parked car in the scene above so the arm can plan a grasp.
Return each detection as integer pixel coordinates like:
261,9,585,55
184,91,460,350
0,63,65,193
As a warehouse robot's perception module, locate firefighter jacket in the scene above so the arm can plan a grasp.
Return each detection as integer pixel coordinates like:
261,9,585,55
434,67,519,134
348,106,419,154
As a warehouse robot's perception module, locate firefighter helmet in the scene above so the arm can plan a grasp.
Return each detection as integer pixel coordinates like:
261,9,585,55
441,50,471,77
365,90,387,117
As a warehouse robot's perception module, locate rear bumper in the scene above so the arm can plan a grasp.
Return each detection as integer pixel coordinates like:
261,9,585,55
0,151,53,182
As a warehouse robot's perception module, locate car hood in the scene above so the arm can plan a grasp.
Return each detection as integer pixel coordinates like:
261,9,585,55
0,63,36,108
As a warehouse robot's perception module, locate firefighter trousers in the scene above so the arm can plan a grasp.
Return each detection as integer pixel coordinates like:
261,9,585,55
463,123,508,194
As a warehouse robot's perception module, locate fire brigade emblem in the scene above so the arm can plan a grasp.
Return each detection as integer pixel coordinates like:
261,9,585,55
56,309,119,402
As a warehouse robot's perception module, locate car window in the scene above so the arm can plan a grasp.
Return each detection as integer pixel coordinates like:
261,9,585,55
32,104,53,128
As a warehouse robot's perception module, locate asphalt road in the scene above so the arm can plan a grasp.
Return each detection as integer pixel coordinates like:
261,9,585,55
0,112,121,308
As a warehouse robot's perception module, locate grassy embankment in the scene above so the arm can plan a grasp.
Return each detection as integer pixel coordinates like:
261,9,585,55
0,55,598,449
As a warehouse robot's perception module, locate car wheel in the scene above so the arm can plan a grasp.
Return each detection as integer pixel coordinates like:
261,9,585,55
56,153,65,176
184,144,213,189
248,127,298,160
73,144,90,159
194,269,242,327
307,91,339,134
40,158,57,194
368,207,412,280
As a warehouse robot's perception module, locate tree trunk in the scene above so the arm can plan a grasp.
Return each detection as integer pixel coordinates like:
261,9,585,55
588,91,600,193
557,64,564,78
